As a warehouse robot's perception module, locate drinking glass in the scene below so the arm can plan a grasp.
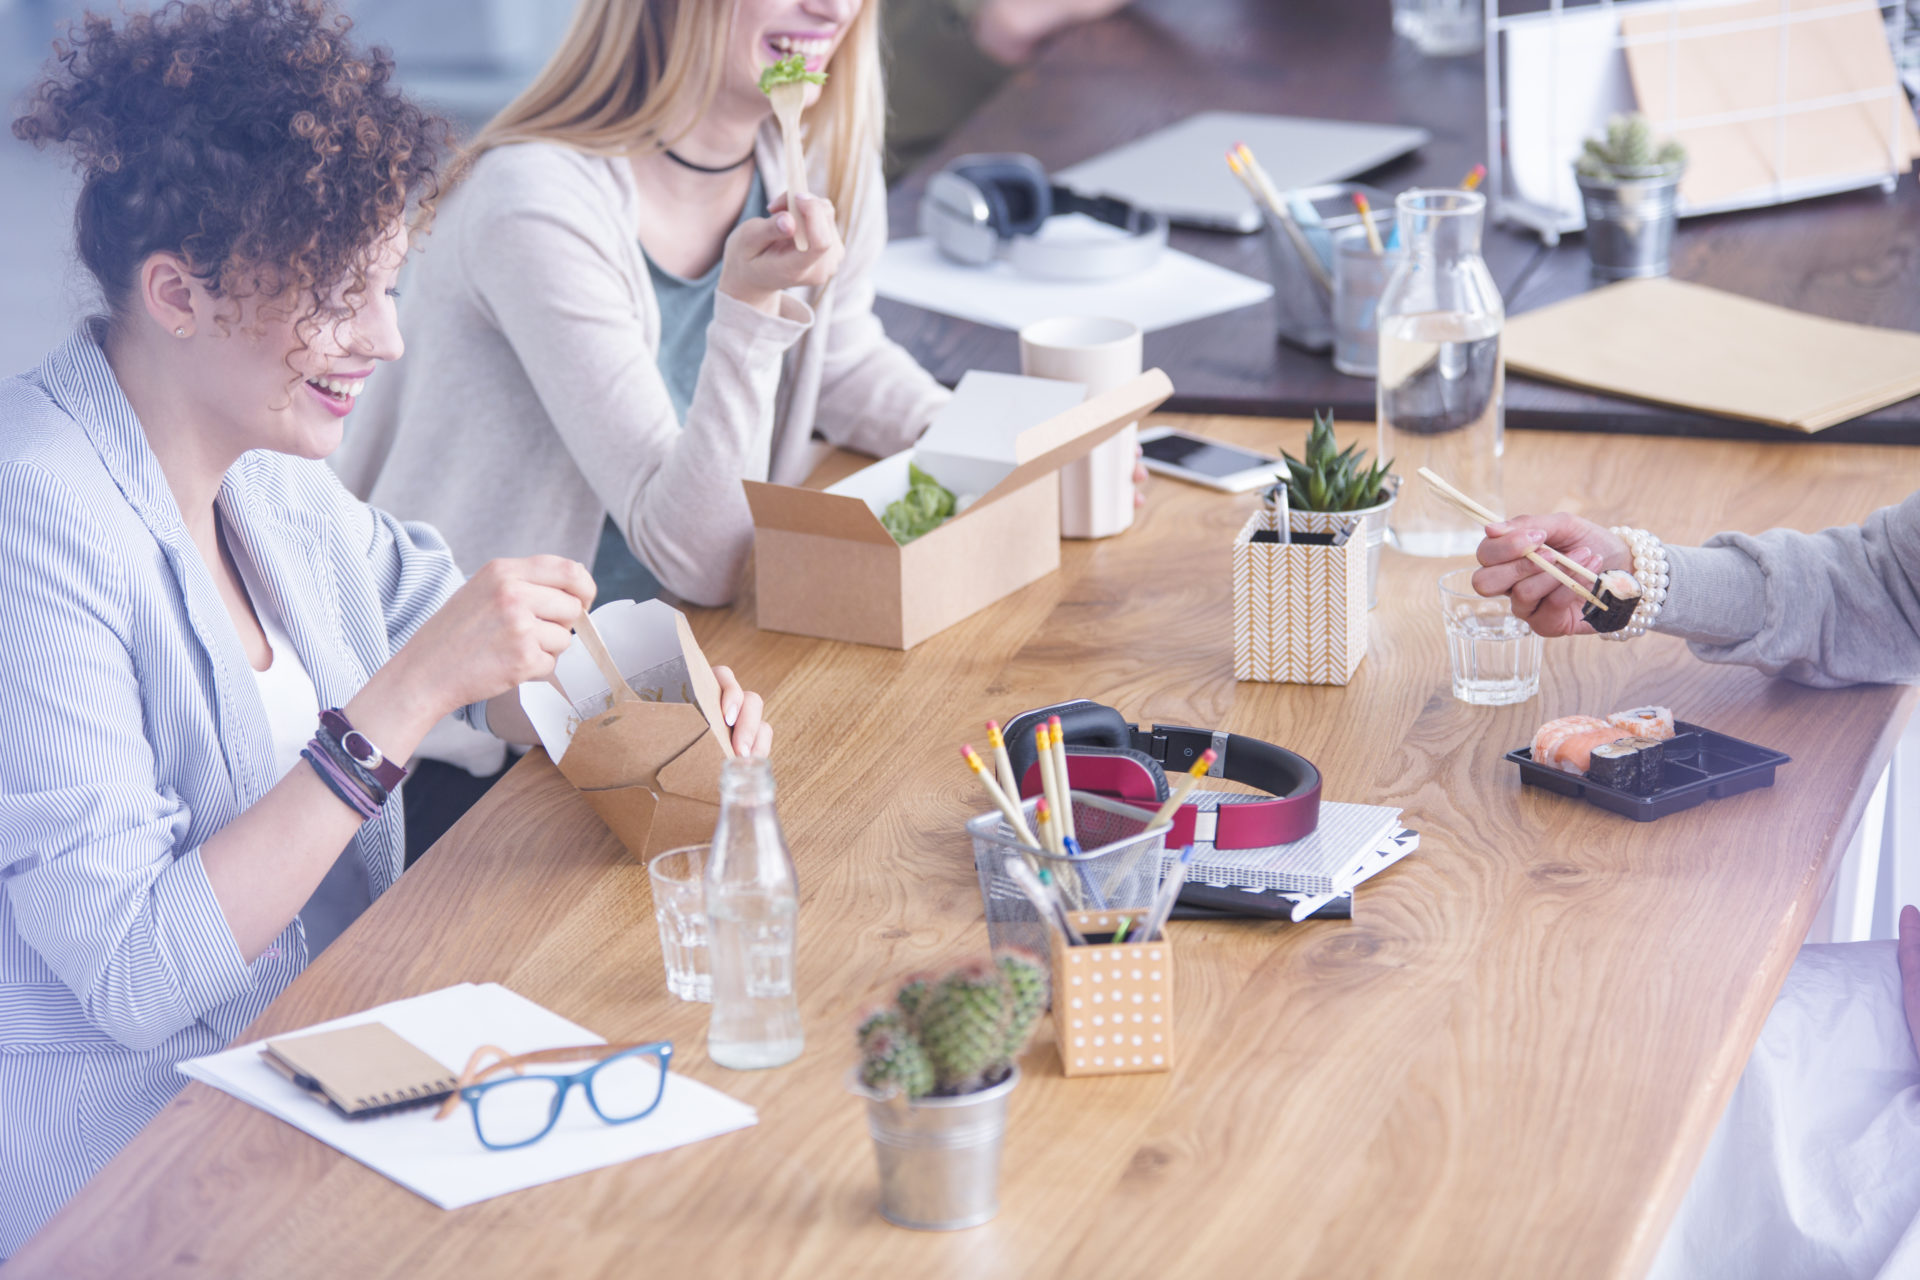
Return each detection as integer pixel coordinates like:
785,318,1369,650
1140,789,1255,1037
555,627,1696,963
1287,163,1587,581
1332,225,1406,378
1438,568,1542,705
648,845,712,1002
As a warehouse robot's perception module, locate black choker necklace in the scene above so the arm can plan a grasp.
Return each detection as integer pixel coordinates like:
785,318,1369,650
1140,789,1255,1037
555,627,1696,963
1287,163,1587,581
664,147,754,175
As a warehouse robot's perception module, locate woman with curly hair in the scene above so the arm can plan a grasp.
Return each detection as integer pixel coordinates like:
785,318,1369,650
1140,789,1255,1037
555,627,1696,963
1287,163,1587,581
328,0,957,824
0,0,770,1252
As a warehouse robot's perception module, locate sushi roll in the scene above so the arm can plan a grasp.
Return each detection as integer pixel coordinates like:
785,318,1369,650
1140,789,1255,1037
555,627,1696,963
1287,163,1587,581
1532,715,1621,776
1625,737,1667,793
1581,569,1642,635
1607,706,1676,741
1586,740,1641,790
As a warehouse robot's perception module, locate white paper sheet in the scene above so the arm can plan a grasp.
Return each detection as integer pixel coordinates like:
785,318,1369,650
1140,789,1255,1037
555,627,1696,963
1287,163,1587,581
875,215,1273,333
1502,5,1635,230
179,983,757,1209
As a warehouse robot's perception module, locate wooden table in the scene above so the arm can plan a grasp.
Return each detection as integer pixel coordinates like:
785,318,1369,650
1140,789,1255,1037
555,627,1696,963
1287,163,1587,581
14,417,1918,1278
878,0,1920,443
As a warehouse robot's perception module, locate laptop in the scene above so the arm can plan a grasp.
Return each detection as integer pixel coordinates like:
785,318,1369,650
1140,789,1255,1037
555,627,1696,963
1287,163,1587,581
1053,110,1430,233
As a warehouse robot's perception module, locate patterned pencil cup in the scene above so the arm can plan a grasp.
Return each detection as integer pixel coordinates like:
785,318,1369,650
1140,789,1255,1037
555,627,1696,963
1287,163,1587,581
1232,506,1368,685
1050,913,1174,1078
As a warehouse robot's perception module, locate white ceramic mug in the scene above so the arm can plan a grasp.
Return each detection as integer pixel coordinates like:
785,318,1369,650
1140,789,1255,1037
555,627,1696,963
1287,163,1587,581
1018,316,1143,539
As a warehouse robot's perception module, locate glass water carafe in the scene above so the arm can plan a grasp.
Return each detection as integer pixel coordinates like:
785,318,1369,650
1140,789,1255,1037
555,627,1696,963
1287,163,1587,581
1377,188,1505,557
705,756,804,1070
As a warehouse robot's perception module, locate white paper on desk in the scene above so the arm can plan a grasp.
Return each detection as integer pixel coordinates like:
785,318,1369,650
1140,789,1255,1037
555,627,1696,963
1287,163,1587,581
179,982,757,1210
875,214,1272,333
1502,5,1635,230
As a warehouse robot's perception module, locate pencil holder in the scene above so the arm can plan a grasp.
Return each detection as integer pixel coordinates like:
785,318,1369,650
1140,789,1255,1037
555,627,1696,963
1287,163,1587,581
1050,912,1175,1078
1233,506,1368,685
969,792,1168,960
1259,181,1392,356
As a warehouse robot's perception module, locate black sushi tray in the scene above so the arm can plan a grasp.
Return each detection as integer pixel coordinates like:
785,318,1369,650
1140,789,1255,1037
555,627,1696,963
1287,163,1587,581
1504,721,1791,822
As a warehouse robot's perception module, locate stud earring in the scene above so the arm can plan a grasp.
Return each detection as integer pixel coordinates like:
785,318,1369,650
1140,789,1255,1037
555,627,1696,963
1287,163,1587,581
174,327,187,338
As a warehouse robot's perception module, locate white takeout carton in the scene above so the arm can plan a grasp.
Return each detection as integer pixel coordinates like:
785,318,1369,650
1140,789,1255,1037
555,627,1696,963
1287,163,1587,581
520,599,732,861
742,368,1174,649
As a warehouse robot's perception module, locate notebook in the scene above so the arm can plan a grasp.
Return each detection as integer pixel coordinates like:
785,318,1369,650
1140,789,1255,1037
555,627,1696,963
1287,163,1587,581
1167,796,1405,895
181,983,758,1210
263,1022,460,1120
1505,279,1920,432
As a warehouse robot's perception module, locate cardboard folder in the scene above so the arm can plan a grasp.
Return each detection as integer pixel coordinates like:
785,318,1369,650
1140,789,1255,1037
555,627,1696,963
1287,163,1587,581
520,600,730,860
1504,278,1920,432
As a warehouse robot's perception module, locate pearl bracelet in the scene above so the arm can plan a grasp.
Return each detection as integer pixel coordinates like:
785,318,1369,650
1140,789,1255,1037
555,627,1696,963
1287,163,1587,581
1600,527,1669,641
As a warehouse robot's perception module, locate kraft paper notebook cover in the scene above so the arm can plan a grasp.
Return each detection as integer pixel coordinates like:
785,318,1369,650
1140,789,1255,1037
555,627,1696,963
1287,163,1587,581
264,1021,459,1119
1504,278,1920,432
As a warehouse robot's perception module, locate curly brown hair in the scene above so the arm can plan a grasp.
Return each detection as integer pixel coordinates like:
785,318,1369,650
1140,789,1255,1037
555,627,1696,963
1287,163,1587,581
12,0,445,336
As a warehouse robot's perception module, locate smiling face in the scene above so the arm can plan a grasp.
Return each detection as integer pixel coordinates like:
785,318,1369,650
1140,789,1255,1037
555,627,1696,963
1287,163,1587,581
728,0,860,114
182,224,408,463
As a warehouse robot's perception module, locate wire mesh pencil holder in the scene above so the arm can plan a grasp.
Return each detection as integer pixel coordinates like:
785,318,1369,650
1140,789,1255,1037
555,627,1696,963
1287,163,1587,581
1259,181,1393,354
968,792,1169,960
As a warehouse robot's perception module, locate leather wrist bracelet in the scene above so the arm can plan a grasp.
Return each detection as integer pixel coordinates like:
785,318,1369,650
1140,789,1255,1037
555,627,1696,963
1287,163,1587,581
318,708,408,795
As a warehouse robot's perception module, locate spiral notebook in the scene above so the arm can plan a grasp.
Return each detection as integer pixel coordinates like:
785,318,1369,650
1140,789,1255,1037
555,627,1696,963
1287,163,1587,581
263,1022,460,1120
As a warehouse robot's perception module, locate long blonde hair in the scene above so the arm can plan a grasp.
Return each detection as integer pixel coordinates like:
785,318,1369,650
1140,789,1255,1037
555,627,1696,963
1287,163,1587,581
462,0,883,231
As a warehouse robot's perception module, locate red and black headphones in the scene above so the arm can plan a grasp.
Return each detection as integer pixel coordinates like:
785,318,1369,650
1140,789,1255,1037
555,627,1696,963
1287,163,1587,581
1002,700,1322,847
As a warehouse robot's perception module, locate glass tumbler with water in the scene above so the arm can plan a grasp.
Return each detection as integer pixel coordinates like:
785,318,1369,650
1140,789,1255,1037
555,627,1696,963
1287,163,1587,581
647,845,711,1002
1378,189,1505,557
1438,568,1542,705
705,756,804,1070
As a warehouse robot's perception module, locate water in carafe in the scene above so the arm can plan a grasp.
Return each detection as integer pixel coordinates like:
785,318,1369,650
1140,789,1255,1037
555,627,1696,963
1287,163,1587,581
1377,189,1505,557
705,756,804,1069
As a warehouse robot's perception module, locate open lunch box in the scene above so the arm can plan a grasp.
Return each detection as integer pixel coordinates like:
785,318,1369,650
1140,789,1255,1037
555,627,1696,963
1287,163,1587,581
1505,721,1791,821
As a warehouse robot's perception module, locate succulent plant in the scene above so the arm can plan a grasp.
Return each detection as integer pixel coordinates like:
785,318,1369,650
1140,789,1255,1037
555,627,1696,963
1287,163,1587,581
1271,408,1393,514
1576,113,1686,180
854,950,1050,1100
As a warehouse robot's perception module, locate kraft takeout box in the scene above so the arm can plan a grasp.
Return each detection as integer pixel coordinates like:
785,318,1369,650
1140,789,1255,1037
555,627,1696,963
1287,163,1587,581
743,368,1175,649
520,599,732,861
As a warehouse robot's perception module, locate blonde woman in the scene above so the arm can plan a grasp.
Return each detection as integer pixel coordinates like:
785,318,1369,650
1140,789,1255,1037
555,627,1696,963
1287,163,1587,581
332,0,946,839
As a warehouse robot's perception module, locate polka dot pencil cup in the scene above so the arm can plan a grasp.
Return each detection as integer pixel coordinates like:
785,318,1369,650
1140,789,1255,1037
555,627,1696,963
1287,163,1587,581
1051,911,1174,1077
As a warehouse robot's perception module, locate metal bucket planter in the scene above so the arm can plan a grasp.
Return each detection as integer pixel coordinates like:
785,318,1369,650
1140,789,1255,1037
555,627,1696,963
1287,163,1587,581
853,1067,1019,1230
1575,167,1683,281
1276,476,1399,610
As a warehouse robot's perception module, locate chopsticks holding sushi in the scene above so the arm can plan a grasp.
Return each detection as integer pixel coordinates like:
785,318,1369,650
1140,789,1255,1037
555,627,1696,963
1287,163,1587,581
1416,468,1607,610
759,56,826,251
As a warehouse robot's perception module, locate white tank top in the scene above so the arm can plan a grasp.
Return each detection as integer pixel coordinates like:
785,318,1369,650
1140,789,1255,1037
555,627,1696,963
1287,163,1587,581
228,538,371,957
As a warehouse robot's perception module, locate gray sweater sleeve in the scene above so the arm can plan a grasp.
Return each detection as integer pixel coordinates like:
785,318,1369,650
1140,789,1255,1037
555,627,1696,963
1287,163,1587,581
1654,491,1920,687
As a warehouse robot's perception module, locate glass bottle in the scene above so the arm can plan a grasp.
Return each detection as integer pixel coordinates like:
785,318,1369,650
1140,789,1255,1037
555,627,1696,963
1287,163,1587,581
704,756,804,1069
1377,188,1505,557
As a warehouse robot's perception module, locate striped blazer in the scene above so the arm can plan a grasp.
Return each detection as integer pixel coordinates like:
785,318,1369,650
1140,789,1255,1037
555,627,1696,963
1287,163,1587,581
0,323,467,1255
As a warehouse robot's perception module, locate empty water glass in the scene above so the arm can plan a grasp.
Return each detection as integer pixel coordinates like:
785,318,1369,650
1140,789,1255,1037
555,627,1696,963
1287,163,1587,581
648,845,711,1002
1438,568,1542,705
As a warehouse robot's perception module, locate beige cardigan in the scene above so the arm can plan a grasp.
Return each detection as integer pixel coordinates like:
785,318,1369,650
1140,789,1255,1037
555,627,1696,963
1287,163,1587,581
332,124,949,608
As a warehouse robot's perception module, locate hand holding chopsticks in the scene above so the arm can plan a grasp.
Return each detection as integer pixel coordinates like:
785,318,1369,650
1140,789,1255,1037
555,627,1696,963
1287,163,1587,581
1416,468,1608,610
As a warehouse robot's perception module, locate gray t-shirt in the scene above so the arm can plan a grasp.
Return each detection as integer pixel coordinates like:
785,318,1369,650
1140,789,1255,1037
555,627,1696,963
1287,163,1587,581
592,171,770,603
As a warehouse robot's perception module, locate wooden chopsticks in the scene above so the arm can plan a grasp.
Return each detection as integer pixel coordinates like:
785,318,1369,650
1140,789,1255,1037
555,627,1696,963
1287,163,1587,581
1416,467,1607,609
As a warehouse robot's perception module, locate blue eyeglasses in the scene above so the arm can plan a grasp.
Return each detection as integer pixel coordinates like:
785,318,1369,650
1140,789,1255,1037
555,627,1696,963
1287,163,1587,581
433,1041,673,1151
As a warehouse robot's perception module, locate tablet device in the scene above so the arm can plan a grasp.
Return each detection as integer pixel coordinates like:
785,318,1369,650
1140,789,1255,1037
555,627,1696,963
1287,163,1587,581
1139,426,1279,493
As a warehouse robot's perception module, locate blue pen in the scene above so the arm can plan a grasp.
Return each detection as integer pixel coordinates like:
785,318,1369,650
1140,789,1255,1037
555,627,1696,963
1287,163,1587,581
1287,192,1334,274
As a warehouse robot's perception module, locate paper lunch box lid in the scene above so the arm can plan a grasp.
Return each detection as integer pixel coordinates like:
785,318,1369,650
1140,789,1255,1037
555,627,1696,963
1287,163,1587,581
742,367,1174,541
519,598,733,780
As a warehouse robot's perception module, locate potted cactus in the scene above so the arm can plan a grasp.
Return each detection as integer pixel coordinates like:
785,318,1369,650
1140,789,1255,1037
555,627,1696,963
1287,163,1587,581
1266,408,1397,609
851,951,1049,1231
1573,113,1688,280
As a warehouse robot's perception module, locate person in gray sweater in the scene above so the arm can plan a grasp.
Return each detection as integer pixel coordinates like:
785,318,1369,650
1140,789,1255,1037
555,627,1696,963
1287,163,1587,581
1475,503,1920,1279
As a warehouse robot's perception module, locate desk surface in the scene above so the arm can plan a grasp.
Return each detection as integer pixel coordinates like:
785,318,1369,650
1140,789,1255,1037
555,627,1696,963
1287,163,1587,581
878,0,1920,443
14,417,1919,1278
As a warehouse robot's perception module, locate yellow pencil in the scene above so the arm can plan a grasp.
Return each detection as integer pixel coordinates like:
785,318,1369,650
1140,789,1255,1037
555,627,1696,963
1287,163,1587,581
1048,716,1077,843
1035,726,1064,849
963,745,1038,848
1148,748,1218,829
1036,796,1059,856
986,720,1019,800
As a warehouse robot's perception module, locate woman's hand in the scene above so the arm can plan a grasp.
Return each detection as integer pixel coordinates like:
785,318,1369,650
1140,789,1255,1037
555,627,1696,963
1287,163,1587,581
371,557,595,742
713,665,773,757
1133,441,1149,508
718,193,845,314
1471,513,1630,637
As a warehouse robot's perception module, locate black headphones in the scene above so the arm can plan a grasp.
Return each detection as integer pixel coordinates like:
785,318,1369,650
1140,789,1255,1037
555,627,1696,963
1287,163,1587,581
919,153,1167,281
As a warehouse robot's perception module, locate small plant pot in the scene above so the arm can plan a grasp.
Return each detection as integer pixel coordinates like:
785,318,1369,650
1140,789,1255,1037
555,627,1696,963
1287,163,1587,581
1233,506,1368,685
1575,166,1683,281
852,1066,1019,1231
1285,476,1398,610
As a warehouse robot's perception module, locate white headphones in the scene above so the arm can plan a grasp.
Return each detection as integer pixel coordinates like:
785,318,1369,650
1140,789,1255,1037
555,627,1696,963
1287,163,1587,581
918,153,1167,282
